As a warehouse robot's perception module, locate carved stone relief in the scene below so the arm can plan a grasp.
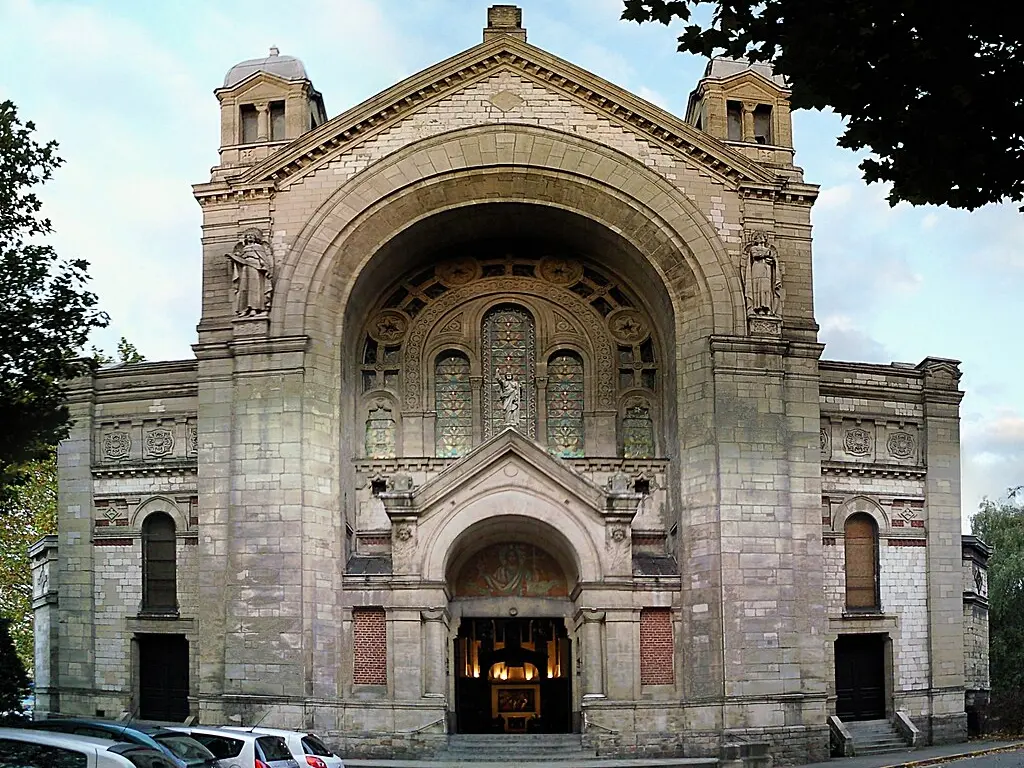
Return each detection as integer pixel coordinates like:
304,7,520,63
186,424,198,456
369,310,409,344
820,427,831,460
538,256,583,285
226,228,273,317
843,428,873,457
741,230,783,336
144,428,174,458
607,308,650,345
886,431,916,459
102,431,132,461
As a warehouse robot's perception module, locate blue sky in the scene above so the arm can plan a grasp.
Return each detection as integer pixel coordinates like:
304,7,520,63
1,0,1021,527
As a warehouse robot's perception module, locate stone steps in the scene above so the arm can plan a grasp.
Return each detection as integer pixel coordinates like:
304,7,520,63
844,718,911,757
445,733,594,760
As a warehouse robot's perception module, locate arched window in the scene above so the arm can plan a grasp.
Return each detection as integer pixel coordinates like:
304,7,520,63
142,513,177,614
546,352,584,457
435,352,472,457
365,404,397,458
622,402,655,459
482,305,536,440
844,513,879,610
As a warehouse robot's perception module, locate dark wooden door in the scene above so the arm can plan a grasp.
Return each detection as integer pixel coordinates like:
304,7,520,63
138,634,189,721
835,634,886,720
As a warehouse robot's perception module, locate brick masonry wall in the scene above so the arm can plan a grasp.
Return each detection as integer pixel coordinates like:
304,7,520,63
639,607,674,685
352,608,387,685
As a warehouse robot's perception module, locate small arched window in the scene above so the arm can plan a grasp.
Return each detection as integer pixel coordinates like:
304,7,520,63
142,512,177,614
365,404,397,459
844,513,879,610
622,403,655,459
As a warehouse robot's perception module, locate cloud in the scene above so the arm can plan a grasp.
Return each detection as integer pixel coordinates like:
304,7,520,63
818,314,891,362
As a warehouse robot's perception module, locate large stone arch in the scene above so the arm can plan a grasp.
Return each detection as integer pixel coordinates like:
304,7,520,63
273,123,745,345
418,490,602,586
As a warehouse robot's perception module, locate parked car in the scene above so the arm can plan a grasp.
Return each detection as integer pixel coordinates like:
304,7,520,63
221,728,343,768
24,719,216,768
167,728,298,768
0,726,180,768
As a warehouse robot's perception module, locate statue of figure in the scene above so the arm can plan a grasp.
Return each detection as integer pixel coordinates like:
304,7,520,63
226,229,273,316
742,232,782,317
494,374,522,426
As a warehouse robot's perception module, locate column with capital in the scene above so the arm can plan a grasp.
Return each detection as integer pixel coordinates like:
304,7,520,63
576,609,606,699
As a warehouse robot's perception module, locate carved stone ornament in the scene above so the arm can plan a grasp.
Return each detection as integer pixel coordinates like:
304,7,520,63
609,525,627,542
390,473,414,492
747,315,782,337
973,565,986,596
102,431,131,461
186,424,198,456
843,428,873,456
145,428,174,458
538,256,583,285
436,258,480,286
608,472,632,493
489,90,525,113
607,308,650,344
440,313,464,334
741,231,782,319
886,431,916,459
396,524,414,542
226,228,273,317
820,428,831,459
369,310,409,344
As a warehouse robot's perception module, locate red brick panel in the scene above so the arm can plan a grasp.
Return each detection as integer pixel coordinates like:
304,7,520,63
639,607,674,685
353,608,387,685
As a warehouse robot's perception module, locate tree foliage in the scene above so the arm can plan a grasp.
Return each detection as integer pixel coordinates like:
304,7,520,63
621,0,1024,211
972,487,1024,730
0,454,56,674
0,100,108,492
0,616,29,723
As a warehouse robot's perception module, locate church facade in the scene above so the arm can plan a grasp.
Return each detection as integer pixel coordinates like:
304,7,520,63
33,6,989,763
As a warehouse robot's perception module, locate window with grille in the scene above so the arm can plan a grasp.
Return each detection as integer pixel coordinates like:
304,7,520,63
845,514,879,610
142,513,177,614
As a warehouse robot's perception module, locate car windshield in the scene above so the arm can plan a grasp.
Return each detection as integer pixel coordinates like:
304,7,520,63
186,735,243,760
300,737,332,758
255,737,292,763
152,735,216,765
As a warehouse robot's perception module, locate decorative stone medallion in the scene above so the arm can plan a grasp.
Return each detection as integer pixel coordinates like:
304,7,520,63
538,256,583,285
145,428,175,458
886,431,916,459
102,431,131,461
843,428,872,456
368,310,409,344
607,308,650,344
436,258,479,286
489,90,524,113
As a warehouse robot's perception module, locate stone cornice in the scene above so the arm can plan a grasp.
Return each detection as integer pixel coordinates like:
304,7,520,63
821,461,926,480
196,38,807,207
91,462,197,480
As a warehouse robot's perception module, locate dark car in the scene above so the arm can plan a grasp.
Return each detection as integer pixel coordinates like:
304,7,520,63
24,719,217,768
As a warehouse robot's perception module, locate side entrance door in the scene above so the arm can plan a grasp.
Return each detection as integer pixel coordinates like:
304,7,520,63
835,633,886,720
138,633,189,721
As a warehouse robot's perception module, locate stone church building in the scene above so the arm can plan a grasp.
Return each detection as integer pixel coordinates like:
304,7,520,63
33,6,989,763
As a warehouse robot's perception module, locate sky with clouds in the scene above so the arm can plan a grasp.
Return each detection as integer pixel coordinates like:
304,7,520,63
1,0,1020,527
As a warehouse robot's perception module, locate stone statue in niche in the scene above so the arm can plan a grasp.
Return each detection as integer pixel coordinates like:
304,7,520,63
742,231,782,317
226,228,273,316
494,374,522,427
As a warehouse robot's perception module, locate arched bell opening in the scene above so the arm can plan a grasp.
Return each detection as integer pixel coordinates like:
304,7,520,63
443,515,578,735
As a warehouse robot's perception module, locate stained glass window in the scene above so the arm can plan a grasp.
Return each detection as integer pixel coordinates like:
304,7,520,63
547,353,584,457
622,403,655,458
365,405,396,458
482,305,536,439
435,353,472,457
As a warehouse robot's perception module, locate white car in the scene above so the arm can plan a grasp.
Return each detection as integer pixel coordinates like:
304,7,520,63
168,728,299,768
222,728,343,768
0,727,180,768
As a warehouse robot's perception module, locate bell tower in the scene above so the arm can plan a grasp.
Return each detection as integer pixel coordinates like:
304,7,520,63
686,57,794,167
213,47,326,172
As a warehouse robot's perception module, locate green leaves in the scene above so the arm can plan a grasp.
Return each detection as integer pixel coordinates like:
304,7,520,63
0,101,108,491
621,0,1024,210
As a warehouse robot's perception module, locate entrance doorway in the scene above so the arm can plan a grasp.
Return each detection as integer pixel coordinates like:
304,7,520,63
454,618,571,734
138,634,189,721
835,634,887,720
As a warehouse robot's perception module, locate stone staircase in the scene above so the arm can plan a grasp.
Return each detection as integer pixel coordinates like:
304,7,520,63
844,718,911,756
444,733,595,761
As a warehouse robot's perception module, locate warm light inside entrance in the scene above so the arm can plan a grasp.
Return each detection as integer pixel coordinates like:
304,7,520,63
488,661,539,681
